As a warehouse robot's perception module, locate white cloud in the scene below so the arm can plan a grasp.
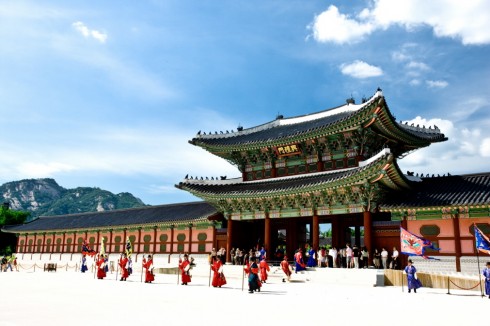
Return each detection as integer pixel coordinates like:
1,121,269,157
407,61,430,71
72,21,107,43
481,138,490,157
409,79,420,86
16,162,77,177
399,116,490,175
426,80,448,88
310,1,490,45
392,51,410,62
308,5,374,44
340,60,383,78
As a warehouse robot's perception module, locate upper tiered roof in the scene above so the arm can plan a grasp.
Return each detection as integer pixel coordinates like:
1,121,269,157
189,89,447,156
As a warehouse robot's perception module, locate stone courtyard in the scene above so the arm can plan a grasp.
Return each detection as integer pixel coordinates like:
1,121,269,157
0,264,487,326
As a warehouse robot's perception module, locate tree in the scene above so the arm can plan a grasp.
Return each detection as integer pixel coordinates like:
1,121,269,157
0,203,30,255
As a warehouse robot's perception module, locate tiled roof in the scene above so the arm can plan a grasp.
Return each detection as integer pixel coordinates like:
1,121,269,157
397,123,447,142
2,201,218,233
190,90,446,147
380,173,490,209
192,110,354,146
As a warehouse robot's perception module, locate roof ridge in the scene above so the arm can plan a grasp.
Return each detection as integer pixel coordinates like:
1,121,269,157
192,89,383,141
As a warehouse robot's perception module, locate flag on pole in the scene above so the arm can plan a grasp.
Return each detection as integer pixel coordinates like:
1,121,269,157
400,227,440,259
474,224,490,255
81,239,96,257
100,237,106,256
125,237,132,258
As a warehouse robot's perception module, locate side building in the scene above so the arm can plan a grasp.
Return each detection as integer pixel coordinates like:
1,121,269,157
3,202,222,259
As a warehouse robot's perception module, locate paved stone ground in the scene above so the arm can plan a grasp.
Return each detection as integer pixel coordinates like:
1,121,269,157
0,269,487,326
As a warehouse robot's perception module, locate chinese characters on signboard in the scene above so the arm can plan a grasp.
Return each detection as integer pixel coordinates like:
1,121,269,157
276,144,301,157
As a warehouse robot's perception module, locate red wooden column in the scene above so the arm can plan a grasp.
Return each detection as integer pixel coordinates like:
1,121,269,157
363,210,373,256
72,232,77,255
153,226,158,255
312,212,319,250
96,230,100,253
137,228,142,255
331,216,339,249
123,228,127,252
109,230,113,254
188,224,193,254
170,226,174,255
15,234,21,253
264,213,271,258
33,233,38,253
41,233,46,254
226,218,233,263
62,233,66,254
453,215,462,272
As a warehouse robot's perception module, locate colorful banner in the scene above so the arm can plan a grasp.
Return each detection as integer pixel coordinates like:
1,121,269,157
400,227,440,259
474,224,490,255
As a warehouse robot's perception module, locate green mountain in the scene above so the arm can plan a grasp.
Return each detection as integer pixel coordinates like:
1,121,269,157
0,178,146,220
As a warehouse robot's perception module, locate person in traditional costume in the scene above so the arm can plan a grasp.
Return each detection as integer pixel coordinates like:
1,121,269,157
259,257,270,283
179,254,192,285
143,255,155,283
482,261,490,299
81,255,88,273
245,257,260,293
307,246,316,267
211,257,227,288
119,253,129,281
104,255,109,273
96,254,106,279
127,257,133,275
280,256,292,282
294,248,306,273
404,259,421,293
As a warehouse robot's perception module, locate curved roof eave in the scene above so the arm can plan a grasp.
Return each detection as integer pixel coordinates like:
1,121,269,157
176,148,412,200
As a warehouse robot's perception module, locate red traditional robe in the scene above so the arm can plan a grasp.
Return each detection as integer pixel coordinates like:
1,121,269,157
259,259,270,282
179,259,192,285
96,257,106,279
143,258,155,283
280,258,291,281
211,259,226,287
281,259,291,276
119,257,129,280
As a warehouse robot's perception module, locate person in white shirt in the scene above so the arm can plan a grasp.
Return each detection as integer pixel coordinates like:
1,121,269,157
391,247,399,269
328,247,338,268
345,244,353,269
381,248,388,269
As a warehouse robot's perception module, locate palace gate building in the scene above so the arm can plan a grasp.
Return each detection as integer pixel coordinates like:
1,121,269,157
3,89,490,272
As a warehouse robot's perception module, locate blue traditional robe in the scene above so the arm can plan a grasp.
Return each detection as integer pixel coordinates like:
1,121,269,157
404,265,422,290
482,267,490,296
81,256,88,273
307,248,316,267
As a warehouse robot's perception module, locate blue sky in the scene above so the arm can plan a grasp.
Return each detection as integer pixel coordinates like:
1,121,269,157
1,0,489,205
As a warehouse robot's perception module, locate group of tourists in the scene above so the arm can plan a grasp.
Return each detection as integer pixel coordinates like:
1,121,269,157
228,247,267,266
287,244,401,270
1,255,18,272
